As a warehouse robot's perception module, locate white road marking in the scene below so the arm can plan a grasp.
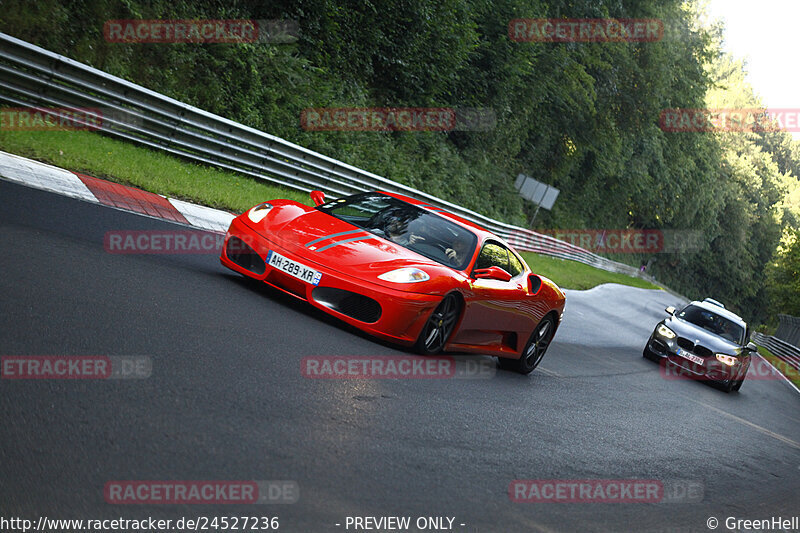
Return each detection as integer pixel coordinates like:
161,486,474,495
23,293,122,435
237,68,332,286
0,151,96,202
688,398,800,450
168,198,235,233
0,150,237,234
755,353,800,396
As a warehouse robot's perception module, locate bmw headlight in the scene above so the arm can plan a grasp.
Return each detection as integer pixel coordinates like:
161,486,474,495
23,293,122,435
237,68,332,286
247,202,273,223
715,353,737,366
377,267,430,283
656,324,676,339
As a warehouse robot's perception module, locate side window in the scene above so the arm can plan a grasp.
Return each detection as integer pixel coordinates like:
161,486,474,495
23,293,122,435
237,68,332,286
475,242,510,272
507,251,524,277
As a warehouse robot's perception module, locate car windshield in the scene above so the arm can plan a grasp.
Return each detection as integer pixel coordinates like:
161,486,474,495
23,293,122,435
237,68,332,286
676,304,745,344
317,193,477,270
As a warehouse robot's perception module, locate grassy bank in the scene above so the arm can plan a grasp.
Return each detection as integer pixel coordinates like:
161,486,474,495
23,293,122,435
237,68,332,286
756,346,800,389
520,252,661,291
0,130,310,212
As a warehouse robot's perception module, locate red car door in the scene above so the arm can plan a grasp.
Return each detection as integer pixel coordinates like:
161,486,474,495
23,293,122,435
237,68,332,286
454,241,530,352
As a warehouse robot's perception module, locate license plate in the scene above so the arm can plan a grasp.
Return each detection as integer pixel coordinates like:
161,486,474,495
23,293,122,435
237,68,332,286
267,250,322,285
676,348,704,365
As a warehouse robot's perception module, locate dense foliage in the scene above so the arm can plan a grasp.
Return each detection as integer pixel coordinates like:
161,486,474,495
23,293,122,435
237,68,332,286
1,0,798,324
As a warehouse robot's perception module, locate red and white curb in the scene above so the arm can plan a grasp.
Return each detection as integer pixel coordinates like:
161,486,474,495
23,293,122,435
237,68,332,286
0,150,235,233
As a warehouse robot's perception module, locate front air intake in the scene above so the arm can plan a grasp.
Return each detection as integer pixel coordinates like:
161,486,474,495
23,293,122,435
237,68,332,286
312,287,382,323
225,236,266,275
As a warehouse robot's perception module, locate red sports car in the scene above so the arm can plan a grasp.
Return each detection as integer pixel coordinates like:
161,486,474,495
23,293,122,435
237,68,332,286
220,190,566,374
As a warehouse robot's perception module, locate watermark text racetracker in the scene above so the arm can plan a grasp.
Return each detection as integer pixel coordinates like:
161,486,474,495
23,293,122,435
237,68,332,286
300,107,496,132
660,108,800,133
660,356,799,382
509,479,704,503
104,230,300,254
302,355,496,379
0,107,141,132
104,19,299,44
509,18,664,42
105,480,298,504
1,356,151,379
105,230,225,254
538,229,664,254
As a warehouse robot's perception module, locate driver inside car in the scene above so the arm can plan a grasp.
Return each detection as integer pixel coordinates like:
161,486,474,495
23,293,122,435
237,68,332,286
386,215,429,246
384,215,411,244
444,237,471,266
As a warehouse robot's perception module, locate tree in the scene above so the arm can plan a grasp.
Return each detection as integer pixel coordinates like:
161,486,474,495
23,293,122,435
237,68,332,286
767,230,800,316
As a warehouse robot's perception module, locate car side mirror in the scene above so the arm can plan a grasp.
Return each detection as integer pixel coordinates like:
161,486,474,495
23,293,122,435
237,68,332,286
665,306,676,315
473,266,512,282
746,342,758,353
310,190,326,206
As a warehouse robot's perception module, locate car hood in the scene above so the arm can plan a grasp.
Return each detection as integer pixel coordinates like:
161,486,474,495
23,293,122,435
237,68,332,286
242,203,457,284
664,316,742,354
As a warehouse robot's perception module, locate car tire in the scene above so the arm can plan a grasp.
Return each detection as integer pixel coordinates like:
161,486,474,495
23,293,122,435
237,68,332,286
722,367,745,393
415,293,461,355
642,342,659,362
726,364,748,392
499,315,556,375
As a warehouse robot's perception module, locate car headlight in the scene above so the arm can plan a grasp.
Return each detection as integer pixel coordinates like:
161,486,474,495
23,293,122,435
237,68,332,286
247,203,273,223
715,353,737,366
377,267,430,283
656,324,676,339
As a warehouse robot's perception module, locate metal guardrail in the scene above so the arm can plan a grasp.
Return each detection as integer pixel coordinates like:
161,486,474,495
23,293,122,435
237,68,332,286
0,31,646,277
775,314,800,348
752,332,800,373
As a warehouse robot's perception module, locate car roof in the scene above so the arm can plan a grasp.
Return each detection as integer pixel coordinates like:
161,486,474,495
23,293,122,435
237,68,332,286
685,300,747,327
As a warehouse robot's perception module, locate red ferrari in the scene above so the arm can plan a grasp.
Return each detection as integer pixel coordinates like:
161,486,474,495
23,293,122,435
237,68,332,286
220,191,565,374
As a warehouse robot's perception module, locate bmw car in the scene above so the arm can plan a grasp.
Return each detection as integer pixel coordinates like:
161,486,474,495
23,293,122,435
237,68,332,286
220,190,566,374
643,300,758,392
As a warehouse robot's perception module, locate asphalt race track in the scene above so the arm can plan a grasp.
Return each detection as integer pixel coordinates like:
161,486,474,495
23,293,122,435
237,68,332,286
1,178,799,532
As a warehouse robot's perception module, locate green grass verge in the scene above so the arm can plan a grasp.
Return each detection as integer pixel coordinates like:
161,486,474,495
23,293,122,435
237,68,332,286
0,130,311,212
1,130,658,292
520,252,661,291
756,345,800,388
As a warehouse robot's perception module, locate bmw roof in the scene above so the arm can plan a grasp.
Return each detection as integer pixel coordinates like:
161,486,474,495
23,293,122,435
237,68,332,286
687,300,747,327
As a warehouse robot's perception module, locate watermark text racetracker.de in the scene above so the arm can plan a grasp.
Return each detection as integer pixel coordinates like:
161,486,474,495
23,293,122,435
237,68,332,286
104,19,299,44
660,356,799,382
104,230,225,254
538,229,663,254
302,355,496,379
1,356,151,379
300,107,496,132
660,108,800,133
104,480,298,504
509,479,704,503
104,229,322,255
1,107,143,132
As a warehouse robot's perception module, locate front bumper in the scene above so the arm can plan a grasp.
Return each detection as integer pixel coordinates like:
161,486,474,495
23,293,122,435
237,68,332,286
219,216,441,345
645,336,740,382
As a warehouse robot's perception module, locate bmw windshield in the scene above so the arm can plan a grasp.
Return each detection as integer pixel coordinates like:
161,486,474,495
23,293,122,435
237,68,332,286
317,193,477,270
676,305,746,344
